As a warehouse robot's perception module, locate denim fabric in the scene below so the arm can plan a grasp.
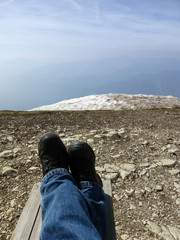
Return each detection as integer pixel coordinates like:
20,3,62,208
40,168,106,240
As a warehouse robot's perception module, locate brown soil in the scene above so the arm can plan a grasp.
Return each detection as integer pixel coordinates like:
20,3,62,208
0,109,180,240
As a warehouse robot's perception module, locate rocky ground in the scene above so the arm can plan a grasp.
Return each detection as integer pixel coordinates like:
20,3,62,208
0,109,180,240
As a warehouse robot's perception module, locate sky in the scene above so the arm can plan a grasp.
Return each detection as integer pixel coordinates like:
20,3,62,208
0,0,180,64
0,0,180,110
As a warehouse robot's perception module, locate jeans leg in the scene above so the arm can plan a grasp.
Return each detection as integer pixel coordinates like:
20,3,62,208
40,168,105,240
79,182,107,240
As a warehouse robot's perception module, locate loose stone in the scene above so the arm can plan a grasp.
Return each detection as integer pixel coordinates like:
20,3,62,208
125,189,135,197
121,234,130,240
156,159,177,167
169,169,180,175
28,167,40,171
7,136,13,142
96,166,105,172
155,185,163,192
0,150,13,158
119,169,130,179
120,163,136,172
129,203,136,210
105,172,119,181
105,131,121,140
2,167,18,176
10,199,16,208
142,140,149,146
6,208,14,215
168,147,180,155
114,194,121,201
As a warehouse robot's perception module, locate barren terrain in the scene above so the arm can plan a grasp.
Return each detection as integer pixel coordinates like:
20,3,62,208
0,109,180,240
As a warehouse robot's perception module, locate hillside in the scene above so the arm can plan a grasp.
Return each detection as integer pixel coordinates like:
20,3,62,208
0,109,180,240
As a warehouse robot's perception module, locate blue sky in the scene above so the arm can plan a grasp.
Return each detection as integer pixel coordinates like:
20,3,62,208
0,0,180,110
0,0,180,64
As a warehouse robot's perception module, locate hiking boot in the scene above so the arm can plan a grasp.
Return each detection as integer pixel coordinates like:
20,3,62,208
68,141,102,186
38,132,69,176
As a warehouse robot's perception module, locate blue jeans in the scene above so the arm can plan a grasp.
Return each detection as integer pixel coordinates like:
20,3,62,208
40,168,106,240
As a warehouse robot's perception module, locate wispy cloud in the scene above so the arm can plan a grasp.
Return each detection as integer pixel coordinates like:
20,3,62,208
0,0,180,63
67,0,82,12
0,0,14,7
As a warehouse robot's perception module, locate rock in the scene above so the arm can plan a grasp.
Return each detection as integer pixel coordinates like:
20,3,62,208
146,221,162,234
2,167,18,176
7,136,13,142
105,131,121,140
166,144,173,149
156,159,177,167
139,162,151,167
121,234,130,240
161,226,175,240
139,169,147,176
168,147,180,155
125,189,135,197
30,148,37,154
145,187,152,193
119,169,131,179
135,189,146,198
162,146,167,151
10,199,16,208
104,163,112,169
146,221,180,240
13,148,21,154
155,185,163,192
12,186,19,192
142,140,149,146
121,163,136,172
129,203,136,210
87,139,94,144
176,198,180,205
114,194,121,201
105,172,119,181
8,216,13,222
96,166,105,172
28,167,40,171
120,163,136,179
118,128,126,135
104,163,119,171
0,150,13,158
94,135,102,143
169,169,180,175
58,132,65,137
105,168,117,173
6,208,14,215
111,154,121,158
168,226,180,239
111,165,120,171
90,130,98,134
174,183,180,190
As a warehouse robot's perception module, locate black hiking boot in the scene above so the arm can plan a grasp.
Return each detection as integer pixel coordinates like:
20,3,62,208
38,132,69,176
68,141,102,186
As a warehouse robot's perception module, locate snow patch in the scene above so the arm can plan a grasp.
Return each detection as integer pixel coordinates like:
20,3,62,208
30,93,180,111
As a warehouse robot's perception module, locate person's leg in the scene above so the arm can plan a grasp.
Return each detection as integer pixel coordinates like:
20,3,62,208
68,141,107,239
38,133,106,240
79,181,107,240
40,168,104,240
